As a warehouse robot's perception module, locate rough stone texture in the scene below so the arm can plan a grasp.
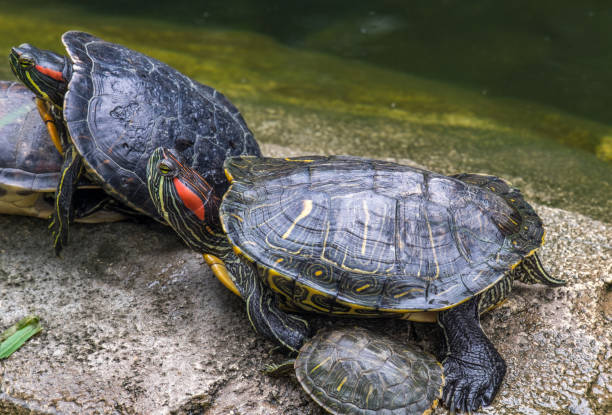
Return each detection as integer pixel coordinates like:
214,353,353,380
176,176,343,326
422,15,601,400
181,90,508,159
0,143,610,415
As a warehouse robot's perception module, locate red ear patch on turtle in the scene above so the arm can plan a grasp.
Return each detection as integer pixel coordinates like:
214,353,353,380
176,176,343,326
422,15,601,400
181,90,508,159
35,65,64,81
173,177,205,221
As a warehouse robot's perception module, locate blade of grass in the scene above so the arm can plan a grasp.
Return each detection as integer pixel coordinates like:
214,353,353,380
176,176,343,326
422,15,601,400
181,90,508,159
0,315,39,343
0,315,42,359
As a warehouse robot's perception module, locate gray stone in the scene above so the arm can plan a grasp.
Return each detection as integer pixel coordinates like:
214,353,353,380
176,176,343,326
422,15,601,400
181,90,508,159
0,144,610,414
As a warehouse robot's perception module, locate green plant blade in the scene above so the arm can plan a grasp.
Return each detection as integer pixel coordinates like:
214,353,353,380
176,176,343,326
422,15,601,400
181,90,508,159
0,315,42,359
0,315,39,343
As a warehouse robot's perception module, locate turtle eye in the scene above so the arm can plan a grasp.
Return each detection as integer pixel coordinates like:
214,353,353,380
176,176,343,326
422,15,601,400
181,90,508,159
158,160,175,176
18,55,34,68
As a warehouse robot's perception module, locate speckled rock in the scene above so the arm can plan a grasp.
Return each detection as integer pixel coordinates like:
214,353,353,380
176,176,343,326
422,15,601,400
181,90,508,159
0,143,610,415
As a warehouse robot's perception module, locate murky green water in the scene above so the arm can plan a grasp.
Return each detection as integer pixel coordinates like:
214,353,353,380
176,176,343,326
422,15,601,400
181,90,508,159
0,1,609,221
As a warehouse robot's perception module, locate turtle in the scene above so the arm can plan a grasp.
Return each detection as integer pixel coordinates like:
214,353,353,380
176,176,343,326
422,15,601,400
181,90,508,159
0,80,138,223
145,148,566,413
9,31,261,254
267,326,445,415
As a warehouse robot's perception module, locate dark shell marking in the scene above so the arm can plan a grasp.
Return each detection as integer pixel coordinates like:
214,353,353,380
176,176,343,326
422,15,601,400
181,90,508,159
0,81,63,191
221,156,544,312
295,327,443,415
61,31,261,219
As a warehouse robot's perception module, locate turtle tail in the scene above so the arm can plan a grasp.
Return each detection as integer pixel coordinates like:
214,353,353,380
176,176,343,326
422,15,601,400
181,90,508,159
511,253,566,286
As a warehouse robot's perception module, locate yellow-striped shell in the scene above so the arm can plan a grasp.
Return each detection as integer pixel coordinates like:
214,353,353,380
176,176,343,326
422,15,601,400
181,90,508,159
295,327,444,415
221,155,544,314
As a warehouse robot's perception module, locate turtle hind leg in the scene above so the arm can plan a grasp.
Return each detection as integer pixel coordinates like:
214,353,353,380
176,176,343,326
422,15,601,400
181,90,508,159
512,253,566,286
50,144,83,256
438,297,506,413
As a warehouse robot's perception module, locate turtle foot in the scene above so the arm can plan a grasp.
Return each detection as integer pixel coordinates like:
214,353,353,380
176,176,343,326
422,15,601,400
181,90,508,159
442,348,506,413
438,297,507,413
264,359,295,377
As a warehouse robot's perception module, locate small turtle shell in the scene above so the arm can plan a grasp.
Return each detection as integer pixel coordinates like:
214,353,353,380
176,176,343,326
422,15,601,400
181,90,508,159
295,327,443,415
61,31,261,219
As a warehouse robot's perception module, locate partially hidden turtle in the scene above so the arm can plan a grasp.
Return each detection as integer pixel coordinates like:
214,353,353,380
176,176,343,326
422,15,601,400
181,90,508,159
0,80,138,223
146,148,565,413
268,326,444,415
9,31,261,254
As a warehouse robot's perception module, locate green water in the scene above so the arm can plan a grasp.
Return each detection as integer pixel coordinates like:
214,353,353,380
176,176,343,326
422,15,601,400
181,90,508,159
0,1,610,221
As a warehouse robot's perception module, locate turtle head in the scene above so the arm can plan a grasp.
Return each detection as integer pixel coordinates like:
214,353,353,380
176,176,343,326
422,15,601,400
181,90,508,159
9,43,70,108
147,147,225,253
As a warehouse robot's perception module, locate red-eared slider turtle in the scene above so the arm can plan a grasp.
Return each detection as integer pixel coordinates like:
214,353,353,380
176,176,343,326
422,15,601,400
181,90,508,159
9,31,261,254
0,80,136,222
146,149,565,413
269,326,444,415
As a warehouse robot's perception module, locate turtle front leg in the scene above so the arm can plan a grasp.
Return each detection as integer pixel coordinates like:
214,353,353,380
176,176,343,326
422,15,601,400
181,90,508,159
222,258,310,353
35,98,64,155
50,144,83,255
438,297,506,413
245,274,310,353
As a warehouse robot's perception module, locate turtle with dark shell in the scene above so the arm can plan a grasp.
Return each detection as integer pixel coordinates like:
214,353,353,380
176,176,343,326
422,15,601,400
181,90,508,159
9,31,261,254
146,149,565,413
0,80,137,222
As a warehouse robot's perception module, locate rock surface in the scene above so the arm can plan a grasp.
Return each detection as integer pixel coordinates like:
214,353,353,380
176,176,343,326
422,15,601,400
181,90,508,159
0,143,610,415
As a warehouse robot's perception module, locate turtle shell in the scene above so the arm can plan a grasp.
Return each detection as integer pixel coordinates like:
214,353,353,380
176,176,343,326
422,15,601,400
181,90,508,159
295,327,443,415
61,31,261,219
0,80,127,222
220,156,544,312
0,81,63,192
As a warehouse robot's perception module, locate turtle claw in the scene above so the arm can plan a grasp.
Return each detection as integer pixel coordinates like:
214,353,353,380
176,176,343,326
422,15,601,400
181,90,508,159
268,345,289,355
455,387,468,413
443,379,456,407
263,359,295,377
442,352,506,413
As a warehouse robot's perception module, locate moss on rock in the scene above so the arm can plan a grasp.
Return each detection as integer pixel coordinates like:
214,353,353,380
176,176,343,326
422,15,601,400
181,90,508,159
0,3,609,221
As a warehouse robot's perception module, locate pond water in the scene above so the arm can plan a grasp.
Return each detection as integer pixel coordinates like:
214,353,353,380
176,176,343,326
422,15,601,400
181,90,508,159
0,0,610,221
